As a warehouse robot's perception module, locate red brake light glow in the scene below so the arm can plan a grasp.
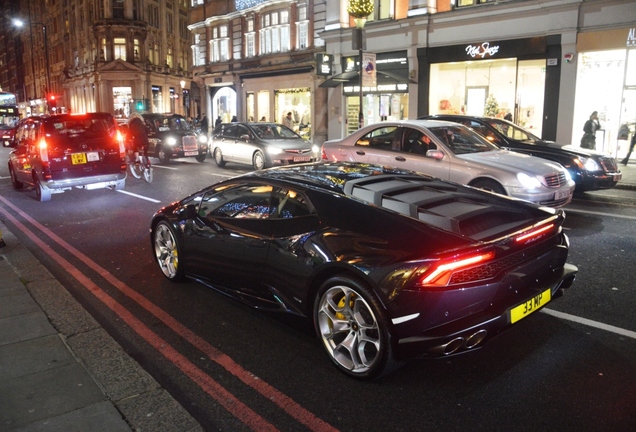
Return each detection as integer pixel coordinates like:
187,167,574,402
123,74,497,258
515,223,555,243
420,251,495,287
38,137,49,162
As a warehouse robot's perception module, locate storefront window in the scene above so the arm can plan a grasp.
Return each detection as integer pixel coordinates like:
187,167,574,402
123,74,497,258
152,86,162,113
572,50,626,154
429,58,545,135
257,91,269,122
113,86,131,118
275,88,311,139
213,87,237,123
346,93,408,135
246,92,255,122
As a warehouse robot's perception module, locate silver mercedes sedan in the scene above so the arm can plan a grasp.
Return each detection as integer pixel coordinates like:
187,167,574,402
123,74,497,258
322,119,575,207
211,122,320,170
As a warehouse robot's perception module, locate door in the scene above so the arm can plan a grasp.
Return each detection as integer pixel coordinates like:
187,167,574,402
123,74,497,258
351,125,398,165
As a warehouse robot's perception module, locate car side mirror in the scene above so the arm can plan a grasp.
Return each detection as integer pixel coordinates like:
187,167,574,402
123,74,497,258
240,134,250,142
426,149,445,160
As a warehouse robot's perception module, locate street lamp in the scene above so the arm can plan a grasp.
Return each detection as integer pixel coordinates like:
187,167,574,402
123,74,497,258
13,19,51,108
347,0,374,129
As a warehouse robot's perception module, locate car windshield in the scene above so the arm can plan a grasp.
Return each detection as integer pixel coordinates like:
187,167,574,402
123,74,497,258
251,124,299,140
485,119,540,141
428,125,499,155
153,116,192,132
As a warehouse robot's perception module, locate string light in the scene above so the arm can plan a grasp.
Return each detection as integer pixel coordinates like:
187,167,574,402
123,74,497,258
347,0,374,18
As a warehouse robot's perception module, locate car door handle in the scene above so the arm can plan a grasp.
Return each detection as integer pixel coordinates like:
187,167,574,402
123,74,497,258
355,150,366,156
394,156,406,162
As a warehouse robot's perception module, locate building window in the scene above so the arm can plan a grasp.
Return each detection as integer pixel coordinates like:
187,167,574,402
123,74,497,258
180,18,188,39
367,0,395,22
113,0,124,19
134,39,141,60
260,11,290,55
150,42,159,64
167,47,174,67
148,4,160,28
296,5,308,50
193,33,205,66
167,12,173,34
114,38,127,61
210,25,229,62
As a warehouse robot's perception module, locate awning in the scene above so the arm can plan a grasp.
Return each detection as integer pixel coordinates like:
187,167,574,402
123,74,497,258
319,69,414,88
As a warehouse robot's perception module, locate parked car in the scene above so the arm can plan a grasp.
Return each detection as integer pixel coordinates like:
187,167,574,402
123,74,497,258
210,122,320,170
150,161,577,379
140,113,208,163
322,119,575,208
8,112,127,202
422,114,622,192
1,123,17,147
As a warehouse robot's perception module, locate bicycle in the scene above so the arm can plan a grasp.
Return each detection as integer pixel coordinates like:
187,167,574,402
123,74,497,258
127,149,153,183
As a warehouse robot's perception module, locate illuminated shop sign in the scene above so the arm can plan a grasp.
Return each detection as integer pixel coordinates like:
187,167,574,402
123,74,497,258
315,53,334,76
465,42,500,59
628,28,636,47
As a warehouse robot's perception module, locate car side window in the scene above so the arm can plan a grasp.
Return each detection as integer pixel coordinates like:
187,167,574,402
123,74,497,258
270,188,313,219
355,126,397,150
236,125,251,140
401,128,436,155
224,124,239,139
198,184,272,220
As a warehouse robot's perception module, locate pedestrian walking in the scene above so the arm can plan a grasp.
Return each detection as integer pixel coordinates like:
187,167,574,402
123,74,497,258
621,124,636,166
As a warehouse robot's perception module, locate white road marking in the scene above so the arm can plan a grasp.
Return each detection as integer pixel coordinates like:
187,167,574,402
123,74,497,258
116,190,161,203
151,164,178,170
542,308,636,340
565,208,636,220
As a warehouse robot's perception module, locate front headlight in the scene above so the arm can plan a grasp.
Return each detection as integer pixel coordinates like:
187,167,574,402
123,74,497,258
517,172,543,190
198,134,208,144
311,145,320,153
267,147,283,155
582,157,600,172
166,137,177,146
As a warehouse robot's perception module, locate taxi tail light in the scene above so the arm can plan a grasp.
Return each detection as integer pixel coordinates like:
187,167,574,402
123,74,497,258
115,130,126,155
38,137,49,163
419,251,496,287
321,146,327,160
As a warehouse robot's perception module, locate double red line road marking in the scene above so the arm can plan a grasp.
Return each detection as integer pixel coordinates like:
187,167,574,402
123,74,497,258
0,195,337,432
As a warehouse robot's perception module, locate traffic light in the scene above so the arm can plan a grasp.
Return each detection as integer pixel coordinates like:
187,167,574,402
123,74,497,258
47,93,57,108
136,100,144,111
132,98,149,112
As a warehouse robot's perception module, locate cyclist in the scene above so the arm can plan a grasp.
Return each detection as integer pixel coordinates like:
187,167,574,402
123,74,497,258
126,113,149,167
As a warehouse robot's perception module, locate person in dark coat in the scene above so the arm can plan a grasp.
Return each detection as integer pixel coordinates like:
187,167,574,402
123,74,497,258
581,111,601,150
126,113,149,165
200,115,209,134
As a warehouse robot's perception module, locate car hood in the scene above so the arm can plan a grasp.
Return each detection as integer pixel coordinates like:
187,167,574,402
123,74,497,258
518,139,607,158
459,149,563,176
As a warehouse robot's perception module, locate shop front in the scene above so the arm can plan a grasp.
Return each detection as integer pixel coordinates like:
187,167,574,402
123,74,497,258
241,68,316,140
419,36,561,140
321,51,410,136
571,27,636,158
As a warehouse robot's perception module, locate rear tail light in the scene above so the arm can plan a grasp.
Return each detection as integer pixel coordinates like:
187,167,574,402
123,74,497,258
321,146,327,160
419,251,496,287
116,130,126,155
38,137,49,162
515,223,556,244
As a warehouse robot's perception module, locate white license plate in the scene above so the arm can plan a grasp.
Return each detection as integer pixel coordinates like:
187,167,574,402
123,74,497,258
613,173,622,181
554,189,570,200
184,151,198,156
293,156,311,162
87,151,99,162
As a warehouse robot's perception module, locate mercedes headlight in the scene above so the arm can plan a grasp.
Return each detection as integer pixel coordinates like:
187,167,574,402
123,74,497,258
517,172,542,190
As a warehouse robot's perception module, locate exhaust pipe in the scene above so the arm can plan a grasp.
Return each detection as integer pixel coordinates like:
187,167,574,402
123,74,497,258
465,329,487,349
442,337,464,355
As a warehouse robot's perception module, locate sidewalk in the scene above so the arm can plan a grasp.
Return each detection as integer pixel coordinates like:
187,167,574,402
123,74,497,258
0,221,202,432
615,160,636,190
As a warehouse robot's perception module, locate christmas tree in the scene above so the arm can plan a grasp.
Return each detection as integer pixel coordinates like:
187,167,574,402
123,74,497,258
484,94,499,117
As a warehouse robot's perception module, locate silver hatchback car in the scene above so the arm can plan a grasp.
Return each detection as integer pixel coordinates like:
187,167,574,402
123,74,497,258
211,122,320,170
322,119,575,207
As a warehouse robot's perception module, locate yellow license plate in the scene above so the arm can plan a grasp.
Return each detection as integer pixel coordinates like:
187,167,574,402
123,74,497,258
72,153,87,164
509,288,551,324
